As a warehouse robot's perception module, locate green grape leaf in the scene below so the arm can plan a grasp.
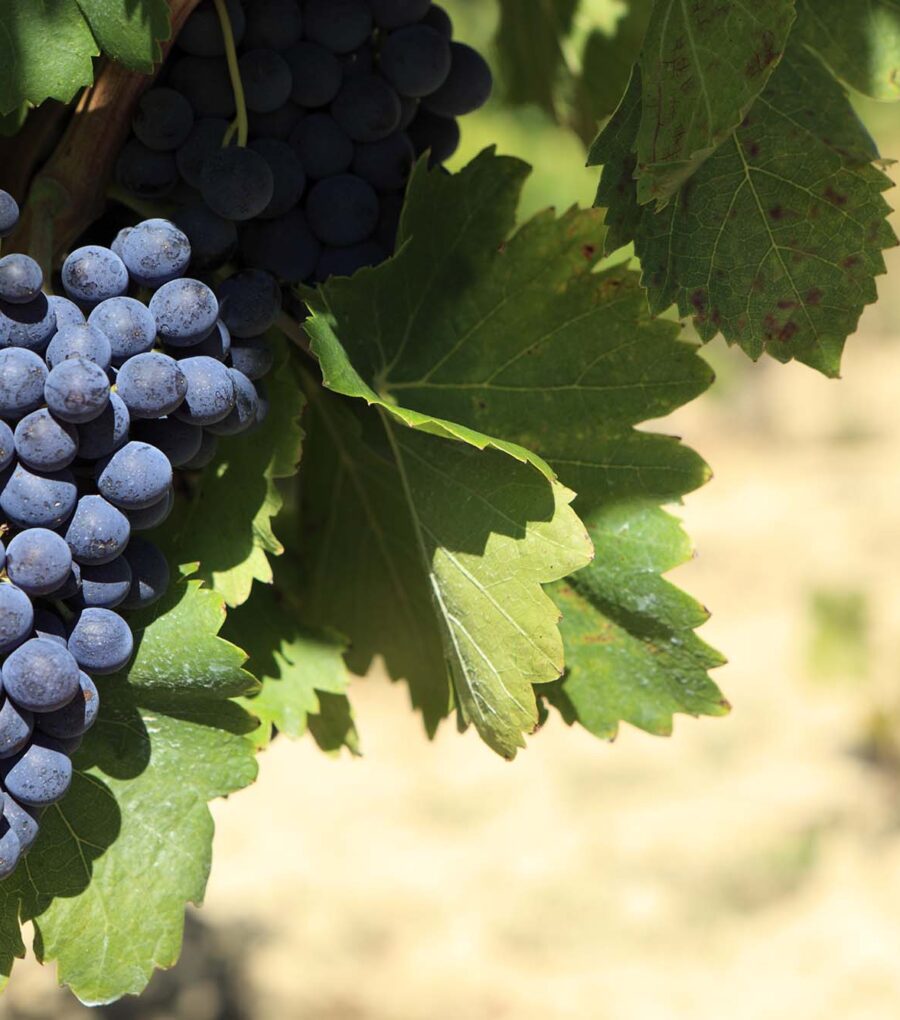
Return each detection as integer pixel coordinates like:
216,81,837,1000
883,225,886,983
0,0,98,115
298,384,592,759
0,579,259,1003
168,337,305,607
570,0,653,145
301,148,723,749
594,45,898,375
225,578,354,748
632,0,796,205
796,0,900,101
75,0,171,72
547,501,728,739
494,0,580,115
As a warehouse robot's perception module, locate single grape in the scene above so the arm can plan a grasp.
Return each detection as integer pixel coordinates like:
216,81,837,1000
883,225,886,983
150,278,219,346
110,227,133,260
120,218,191,288
97,441,173,510
283,41,341,107
0,817,20,879
288,114,353,179
132,416,203,468
76,392,130,460
216,270,282,338
165,319,231,362
248,102,305,141
207,369,260,435
352,132,415,191
0,698,33,759
168,56,236,118
339,41,374,78
240,210,320,283
47,295,85,330
244,0,303,50
61,246,129,308
0,254,43,304
133,87,195,152
332,74,402,142
0,584,34,655
200,146,275,221
240,49,293,113
35,671,99,740
65,494,131,565
175,117,230,188
306,174,379,246
0,419,13,470
126,487,175,531
173,204,238,270
304,0,372,53
68,557,133,610
0,190,20,238
181,430,219,470
122,538,170,609
407,108,459,163
14,409,79,472
88,296,157,365
0,465,77,529
250,138,306,218
1,737,73,808
229,337,275,381
116,352,187,419
1,794,40,853
46,323,112,371
421,42,493,117
316,240,386,281
380,25,451,97
178,0,245,56
2,638,81,712
422,4,452,36
68,608,134,675
5,529,73,597
173,356,236,426
44,357,110,424
116,139,179,197
370,0,432,28
398,94,418,130
0,348,47,418
0,294,58,353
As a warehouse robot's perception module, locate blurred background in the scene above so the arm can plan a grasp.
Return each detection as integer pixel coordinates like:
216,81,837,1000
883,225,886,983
4,1,900,1017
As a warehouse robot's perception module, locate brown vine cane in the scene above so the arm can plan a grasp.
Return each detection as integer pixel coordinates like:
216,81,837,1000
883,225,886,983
3,0,202,271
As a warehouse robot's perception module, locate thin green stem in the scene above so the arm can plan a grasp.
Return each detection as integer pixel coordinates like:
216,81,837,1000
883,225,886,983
213,0,248,147
222,119,239,147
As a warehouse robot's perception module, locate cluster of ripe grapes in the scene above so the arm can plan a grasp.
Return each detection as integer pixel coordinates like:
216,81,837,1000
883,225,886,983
0,193,265,878
117,0,492,303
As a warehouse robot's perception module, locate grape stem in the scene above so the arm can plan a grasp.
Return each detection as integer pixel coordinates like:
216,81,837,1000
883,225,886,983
213,0,248,147
106,183,172,221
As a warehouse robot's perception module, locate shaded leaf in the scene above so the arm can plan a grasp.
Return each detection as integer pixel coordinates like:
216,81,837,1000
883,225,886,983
633,0,796,205
594,46,898,374
75,0,171,72
797,0,900,101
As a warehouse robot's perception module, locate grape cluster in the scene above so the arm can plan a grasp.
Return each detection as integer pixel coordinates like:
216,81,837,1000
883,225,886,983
116,0,492,313
0,193,264,877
